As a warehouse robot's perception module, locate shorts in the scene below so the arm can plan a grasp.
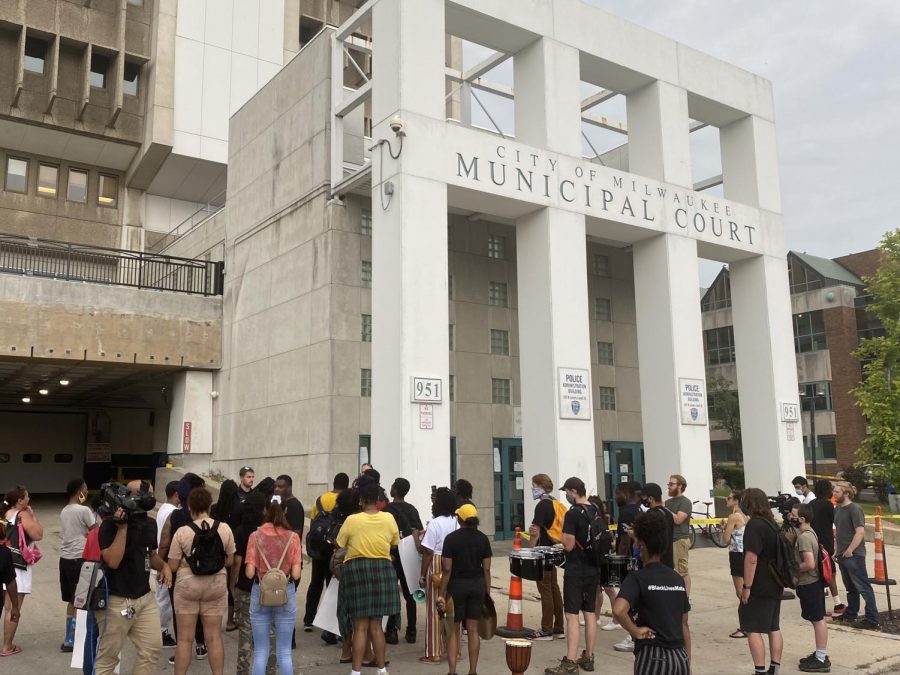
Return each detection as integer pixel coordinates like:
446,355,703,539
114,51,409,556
739,595,781,634
673,539,690,576
796,581,826,622
563,574,598,615
729,551,744,578
173,573,228,617
2,566,32,595
59,557,84,603
448,576,485,622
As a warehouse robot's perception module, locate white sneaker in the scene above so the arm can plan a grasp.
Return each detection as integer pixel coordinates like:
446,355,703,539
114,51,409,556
601,620,622,631
613,636,634,652
579,617,585,626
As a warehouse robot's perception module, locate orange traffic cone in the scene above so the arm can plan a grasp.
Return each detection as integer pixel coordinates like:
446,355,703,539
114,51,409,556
497,528,531,638
873,509,886,583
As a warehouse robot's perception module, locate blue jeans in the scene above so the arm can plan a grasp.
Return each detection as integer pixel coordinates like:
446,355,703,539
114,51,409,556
249,583,295,675
837,554,879,622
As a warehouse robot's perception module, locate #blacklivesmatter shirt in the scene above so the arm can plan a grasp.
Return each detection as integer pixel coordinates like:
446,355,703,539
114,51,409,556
617,562,690,653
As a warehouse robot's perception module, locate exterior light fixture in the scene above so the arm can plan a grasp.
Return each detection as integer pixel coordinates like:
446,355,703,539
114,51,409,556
59,379,70,386
39,388,49,395
22,396,31,403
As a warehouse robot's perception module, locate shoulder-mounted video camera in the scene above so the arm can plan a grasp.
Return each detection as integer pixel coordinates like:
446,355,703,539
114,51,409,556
97,481,156,524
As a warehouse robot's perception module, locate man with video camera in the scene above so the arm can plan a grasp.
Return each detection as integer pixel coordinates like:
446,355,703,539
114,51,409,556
95,480,173,675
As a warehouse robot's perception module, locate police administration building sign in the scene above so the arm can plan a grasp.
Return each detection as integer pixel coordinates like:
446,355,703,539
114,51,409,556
558,367,591,420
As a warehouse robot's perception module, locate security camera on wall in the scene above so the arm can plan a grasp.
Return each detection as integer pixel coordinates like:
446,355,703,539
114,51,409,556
389,115,405,135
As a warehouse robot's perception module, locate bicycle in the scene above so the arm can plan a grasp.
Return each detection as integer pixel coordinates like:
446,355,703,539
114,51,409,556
688,500,727,549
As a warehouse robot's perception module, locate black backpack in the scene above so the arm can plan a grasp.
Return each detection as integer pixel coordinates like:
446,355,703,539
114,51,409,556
306,497,337,560
759,518,800,590
574,504,613,568
186,520,226,576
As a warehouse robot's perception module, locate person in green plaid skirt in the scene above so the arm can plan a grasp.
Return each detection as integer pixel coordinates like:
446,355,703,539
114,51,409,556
336,475,400,675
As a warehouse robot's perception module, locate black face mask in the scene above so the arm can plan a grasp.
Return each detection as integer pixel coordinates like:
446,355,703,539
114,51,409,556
565,494,576,505
641,499,651,508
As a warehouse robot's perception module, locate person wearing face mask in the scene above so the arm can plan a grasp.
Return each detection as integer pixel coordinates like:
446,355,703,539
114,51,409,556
59,478,97,652
526,474,567,641
792,476,816,504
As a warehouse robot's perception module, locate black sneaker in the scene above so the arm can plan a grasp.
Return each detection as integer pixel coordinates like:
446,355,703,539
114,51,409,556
799,652,818,664
321,630,339,645
853,618,880,631
60,642,74,653
168,655,176,666
385,628,399,645
162,630,177,648
303,623,313,632
195,643,208,660
799,656,831,672
405,628,417,644
831,613,855,624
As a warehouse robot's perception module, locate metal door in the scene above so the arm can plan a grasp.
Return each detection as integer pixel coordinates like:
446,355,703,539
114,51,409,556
493,438,525,539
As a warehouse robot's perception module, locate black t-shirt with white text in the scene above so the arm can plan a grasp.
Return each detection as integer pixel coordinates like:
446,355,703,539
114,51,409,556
98,514,157,599
743,517,783,598
442,527,493,579
617,562,690,653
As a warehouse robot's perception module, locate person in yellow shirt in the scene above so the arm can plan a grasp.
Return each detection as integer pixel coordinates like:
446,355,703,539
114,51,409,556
336,475,400,675
303,472,350,632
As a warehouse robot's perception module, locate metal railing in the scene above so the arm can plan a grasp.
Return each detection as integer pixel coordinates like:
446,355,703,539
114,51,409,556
149,190,226,254
0,233,224,296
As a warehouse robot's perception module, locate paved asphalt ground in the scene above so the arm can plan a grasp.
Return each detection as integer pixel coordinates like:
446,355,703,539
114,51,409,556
5,499,900,674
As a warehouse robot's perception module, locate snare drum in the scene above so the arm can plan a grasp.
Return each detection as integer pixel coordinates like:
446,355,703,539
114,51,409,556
509,549,544,581
532,545,565,569
606,554,630,586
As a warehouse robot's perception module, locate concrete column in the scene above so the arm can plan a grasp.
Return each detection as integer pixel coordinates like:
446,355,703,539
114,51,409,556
167,370,213,456
514,38,597,513
628,80,714,498
722,116,805,492
370,0,450,512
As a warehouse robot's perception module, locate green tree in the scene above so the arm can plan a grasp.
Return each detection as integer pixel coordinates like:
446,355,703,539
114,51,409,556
852,228,900,487
708,373,742,462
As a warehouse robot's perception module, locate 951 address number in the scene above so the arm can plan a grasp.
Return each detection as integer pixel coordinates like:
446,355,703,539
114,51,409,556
411,377,442,403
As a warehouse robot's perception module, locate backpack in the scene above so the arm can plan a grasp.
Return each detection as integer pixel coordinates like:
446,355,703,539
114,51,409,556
544,498,569,544
257,534,293,607
306,496,337,560
186,520,226,576
760,518,800,590
574,504,613,568
818,544,834,586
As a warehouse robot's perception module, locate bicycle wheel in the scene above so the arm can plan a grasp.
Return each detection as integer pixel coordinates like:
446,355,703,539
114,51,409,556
688,525,697,550
709,523,728,548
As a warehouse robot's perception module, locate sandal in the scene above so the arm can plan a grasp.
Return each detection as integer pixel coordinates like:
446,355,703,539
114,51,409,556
419,656,443,665
0,645,22,657
729,629,747,639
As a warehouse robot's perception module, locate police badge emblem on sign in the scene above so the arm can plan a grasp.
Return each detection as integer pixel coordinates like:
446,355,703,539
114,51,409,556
571,401,580,415
690,408,698,421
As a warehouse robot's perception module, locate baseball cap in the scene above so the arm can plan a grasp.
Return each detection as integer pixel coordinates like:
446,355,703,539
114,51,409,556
456,503,478,521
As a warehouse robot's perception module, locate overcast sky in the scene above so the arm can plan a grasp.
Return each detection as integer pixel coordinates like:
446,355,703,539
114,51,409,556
585,0,900,262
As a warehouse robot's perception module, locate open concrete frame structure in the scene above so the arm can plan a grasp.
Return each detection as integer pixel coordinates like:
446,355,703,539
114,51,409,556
330,0,805,515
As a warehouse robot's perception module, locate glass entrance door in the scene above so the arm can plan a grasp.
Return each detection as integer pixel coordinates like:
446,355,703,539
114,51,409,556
604,442,645,518
493,438,525,540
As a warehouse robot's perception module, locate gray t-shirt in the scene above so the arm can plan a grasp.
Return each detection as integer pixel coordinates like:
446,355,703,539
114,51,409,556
795,529,820,586
60,504,96,560
665,495,693,541
834,502,866,557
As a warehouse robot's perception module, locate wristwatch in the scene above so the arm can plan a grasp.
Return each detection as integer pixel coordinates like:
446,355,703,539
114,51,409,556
742,584,752,590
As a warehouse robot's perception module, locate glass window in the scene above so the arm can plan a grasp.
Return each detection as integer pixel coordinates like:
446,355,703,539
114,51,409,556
597,341,614,365
793,311,827,353
54,453,74,463
711,440,741,463
361,260,372,288
361,314,372,342
127,0,144,5
788,257,823,294
360,369,372,397
299,15,325,48
449,324,455,351
491,378,511,404
90,53,108,89
449,374,455,402
448,274,454,300
123,61,140,96
37,163,58,197
23,453,43,463
490,329,509,355
701,274,732,311
594,297,611,321
24,37,47,74
67,168,88,203
803,436,837,461
98,174,118,207
360,208,372,236
799,381,833,412
489,281,508,307
593,254,610,277
487,234,506,259
705,326,736,365
598,386,617,411
5,157,28,193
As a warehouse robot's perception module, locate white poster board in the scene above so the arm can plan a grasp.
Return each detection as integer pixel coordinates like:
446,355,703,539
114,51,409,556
313,580,343,637
678,378,707,425
398,535,421,597
71,610,120,673
557,367,592,420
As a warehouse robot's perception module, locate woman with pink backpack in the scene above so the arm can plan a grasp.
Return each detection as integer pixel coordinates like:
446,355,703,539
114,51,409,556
2,485,44,657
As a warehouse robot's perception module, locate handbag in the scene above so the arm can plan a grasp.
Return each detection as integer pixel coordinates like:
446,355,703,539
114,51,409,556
478,595,497,640
7,514,41,569
18,520,42,565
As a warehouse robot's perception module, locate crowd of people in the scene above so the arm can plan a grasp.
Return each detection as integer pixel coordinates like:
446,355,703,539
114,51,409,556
0,467,885,675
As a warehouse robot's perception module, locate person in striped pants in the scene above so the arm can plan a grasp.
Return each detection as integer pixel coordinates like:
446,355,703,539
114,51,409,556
418,488,459,666
613,509,692,675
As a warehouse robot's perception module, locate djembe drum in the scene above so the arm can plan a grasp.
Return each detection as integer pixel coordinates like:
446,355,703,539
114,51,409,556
505,638,532,675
